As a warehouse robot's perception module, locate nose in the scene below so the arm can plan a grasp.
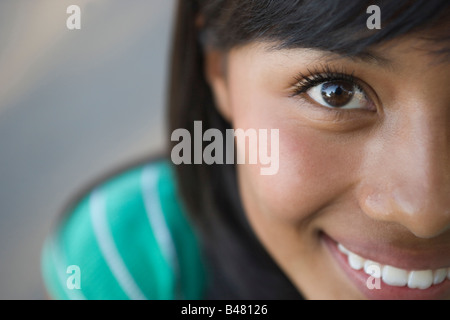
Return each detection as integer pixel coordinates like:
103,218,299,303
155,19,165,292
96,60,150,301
359,106,450,239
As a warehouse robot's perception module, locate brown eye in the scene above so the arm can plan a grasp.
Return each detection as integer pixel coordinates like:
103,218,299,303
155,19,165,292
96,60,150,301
307,80,370,110
320,81,355,108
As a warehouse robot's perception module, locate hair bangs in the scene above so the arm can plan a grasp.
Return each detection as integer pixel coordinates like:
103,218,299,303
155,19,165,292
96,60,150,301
201,0,450,58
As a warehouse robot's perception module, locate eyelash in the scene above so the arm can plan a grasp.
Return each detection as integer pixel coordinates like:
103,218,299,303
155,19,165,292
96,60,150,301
290,65,364,97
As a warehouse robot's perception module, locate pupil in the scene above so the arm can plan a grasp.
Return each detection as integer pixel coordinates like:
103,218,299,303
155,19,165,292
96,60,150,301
321,81,354,107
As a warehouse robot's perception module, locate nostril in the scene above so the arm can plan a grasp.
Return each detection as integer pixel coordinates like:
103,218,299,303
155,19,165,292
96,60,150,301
359,187,394,220
359,185,450,239
405,220,450,239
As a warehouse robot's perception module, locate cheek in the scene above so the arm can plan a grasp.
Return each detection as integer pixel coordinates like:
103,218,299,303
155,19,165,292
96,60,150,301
226,55,362,224
246,135,340,221
233,101,361,224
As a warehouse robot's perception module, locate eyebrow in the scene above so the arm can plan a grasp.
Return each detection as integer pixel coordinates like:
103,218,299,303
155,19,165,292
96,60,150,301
323,50,395,70
266,44,397,71
352,51,394,68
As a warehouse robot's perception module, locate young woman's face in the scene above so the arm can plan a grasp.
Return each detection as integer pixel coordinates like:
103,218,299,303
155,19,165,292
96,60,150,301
207,34,450,299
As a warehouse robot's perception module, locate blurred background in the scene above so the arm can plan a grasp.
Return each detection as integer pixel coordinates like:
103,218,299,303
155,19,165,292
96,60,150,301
0,0,175,299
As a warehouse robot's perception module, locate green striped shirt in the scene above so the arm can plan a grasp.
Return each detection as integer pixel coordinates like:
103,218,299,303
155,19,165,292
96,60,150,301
41,160,206,300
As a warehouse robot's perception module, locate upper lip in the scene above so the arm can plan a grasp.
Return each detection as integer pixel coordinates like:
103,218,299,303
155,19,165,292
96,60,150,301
324,232,450,271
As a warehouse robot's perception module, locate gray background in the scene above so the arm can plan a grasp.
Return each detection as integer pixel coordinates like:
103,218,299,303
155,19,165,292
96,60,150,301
0,0,175,299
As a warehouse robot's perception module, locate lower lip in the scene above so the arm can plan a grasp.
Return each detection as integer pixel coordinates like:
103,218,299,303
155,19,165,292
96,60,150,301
322,234,450,300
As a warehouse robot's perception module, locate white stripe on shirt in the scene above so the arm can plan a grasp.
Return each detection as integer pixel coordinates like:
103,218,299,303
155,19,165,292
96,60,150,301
90,188,146,300
141,165,180,277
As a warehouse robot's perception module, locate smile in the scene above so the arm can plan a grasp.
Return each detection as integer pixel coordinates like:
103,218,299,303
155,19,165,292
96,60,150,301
338,243,450,290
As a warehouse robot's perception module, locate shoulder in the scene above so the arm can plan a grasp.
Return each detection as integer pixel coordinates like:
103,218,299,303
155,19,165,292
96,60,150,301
41,159,205,300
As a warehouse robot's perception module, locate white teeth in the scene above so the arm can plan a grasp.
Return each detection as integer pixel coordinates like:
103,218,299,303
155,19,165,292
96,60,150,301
408,270,433,289
364,260,381,278
382,265,409,287
337,243,449,289
433,268,447,285
348,252,365,270
338,243,350,255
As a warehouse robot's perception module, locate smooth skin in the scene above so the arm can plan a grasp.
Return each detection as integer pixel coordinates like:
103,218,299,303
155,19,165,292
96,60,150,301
205,34,450,299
